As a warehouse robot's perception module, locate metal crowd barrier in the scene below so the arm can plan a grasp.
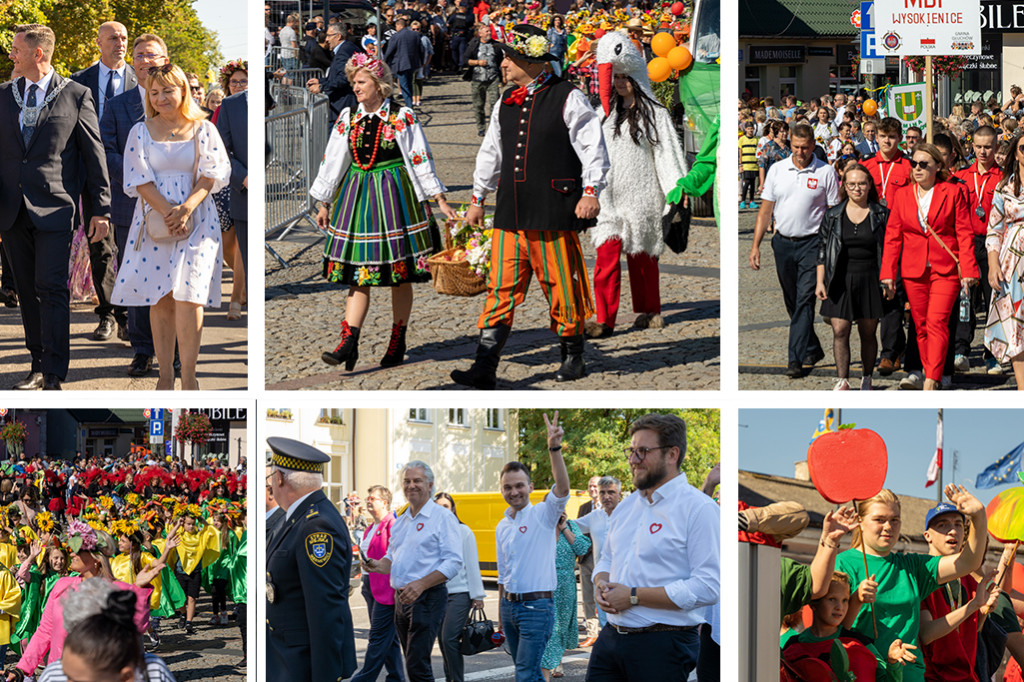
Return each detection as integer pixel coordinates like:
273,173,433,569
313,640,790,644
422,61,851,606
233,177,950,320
264,90,333,268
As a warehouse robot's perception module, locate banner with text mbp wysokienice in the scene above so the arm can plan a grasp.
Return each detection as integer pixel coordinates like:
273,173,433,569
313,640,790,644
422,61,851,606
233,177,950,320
875,0,981,56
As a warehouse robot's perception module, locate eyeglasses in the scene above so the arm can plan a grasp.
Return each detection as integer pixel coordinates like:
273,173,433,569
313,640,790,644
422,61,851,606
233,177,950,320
908,160,933,170
190,85,203,92
135,52,165,61
623,445,670,461
845,181,870,188
147,64,174,76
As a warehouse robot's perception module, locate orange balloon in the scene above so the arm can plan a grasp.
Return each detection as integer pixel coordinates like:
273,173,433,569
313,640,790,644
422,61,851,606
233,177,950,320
863,99,878,116
667,45,692,71
647,57,672,83
651,32,676,58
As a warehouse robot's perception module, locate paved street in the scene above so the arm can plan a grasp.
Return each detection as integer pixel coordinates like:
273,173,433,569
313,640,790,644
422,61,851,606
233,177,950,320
0,273,247,391
346,580,699,682
265,74,720,390
736,205,1015,390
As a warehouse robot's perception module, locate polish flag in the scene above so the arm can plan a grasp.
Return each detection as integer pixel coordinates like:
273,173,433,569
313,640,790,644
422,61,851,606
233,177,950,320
925,410,943,487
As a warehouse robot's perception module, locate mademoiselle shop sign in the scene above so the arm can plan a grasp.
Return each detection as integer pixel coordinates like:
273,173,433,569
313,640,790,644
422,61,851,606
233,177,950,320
875,0,982,55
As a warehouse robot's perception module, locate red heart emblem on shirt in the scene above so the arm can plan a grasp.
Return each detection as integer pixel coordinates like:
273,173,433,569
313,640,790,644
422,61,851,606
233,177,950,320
649,523,662,534
519,526,527,533
416,522,424,531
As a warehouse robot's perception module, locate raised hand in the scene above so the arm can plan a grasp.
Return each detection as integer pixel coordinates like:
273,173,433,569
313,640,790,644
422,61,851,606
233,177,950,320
945,483,984,516
822,506,860,545
857,574,878,604
887,639,917,665
542,411,564,450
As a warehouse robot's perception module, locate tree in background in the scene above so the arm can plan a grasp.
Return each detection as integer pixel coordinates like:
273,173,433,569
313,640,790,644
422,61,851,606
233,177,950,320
0,0,223,79
516,409,720,494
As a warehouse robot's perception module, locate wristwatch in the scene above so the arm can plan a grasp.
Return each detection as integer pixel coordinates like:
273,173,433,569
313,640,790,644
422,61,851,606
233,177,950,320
629,587,638,606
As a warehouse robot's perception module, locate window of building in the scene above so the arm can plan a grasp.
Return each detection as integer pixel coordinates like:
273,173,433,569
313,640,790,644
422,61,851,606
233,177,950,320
485,409,503,430
317,409,343,425
409,409,430,423
448,409,467,426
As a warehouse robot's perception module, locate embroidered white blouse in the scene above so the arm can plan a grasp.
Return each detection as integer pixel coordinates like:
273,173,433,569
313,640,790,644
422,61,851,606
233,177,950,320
309,99,447,204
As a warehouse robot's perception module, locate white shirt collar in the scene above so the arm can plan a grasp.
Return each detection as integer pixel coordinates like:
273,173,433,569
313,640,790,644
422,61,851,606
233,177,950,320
98,61,126,81
283,489,317,522
23,69,55,98
353,99,392,124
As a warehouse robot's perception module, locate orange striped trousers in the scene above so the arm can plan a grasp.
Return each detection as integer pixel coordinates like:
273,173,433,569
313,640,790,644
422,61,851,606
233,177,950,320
477,229,595,337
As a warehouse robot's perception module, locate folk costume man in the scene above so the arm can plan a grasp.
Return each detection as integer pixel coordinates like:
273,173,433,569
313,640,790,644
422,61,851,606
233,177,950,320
451,24,609,390
266,438,357,682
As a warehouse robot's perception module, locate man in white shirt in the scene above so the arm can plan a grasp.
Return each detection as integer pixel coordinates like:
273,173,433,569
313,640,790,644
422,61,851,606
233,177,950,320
587,413,720,681
749,122,840,378
575,476,622,631
496,411,571,682
366,461,462,682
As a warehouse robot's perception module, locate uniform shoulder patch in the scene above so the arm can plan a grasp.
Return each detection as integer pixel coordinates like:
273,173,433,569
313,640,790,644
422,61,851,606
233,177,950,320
306,507,320,519
306,531,333,567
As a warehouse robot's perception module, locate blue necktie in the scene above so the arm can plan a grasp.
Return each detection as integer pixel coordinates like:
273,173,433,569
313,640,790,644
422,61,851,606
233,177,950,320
104,70,116,116
22,84,37,148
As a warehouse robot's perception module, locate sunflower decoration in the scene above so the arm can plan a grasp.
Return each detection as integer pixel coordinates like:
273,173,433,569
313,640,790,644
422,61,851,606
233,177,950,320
109,518,139,539
35,510,54,534
87,520,106,533
175,502,204,520
125,493,141,509
98,495,114,511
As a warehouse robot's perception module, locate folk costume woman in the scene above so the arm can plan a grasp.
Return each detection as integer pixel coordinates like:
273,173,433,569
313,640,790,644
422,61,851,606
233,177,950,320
586,33,687,338
310,53,456,370
170,508,219,634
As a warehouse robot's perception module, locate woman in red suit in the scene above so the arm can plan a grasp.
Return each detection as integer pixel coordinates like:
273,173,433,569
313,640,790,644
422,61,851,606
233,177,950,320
881,143,979,390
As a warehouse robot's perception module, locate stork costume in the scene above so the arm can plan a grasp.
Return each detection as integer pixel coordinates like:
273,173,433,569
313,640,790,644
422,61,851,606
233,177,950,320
451,24,609,389
589,33,687,334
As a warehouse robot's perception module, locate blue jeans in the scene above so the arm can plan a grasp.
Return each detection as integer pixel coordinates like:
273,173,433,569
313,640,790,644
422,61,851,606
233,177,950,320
396,69,415,106
352,581,405,682
500,597,553,682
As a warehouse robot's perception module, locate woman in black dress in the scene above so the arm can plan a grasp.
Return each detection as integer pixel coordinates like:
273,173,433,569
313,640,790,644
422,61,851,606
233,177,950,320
815,163,890,390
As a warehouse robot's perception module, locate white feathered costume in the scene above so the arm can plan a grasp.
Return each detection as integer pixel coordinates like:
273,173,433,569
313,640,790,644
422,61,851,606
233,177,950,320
590,32,688,256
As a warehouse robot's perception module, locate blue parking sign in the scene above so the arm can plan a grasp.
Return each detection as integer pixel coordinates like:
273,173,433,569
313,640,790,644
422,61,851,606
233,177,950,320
150,420,163,437
860,1,880,59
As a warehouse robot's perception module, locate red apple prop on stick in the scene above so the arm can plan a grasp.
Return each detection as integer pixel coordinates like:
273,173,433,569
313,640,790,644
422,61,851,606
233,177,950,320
807,429,888,504
807,428,888,638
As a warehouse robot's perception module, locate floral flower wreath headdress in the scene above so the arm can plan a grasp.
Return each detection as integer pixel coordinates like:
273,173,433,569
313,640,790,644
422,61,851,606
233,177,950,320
219,59,248,90
349,52,385,79
64,519,112,554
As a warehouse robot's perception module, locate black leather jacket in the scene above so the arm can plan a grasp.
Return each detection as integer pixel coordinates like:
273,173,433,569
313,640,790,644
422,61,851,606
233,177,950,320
816,199,890,294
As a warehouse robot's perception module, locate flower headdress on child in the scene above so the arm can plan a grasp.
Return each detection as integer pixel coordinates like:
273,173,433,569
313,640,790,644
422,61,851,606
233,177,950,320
349,52,385,79
65,519,110,554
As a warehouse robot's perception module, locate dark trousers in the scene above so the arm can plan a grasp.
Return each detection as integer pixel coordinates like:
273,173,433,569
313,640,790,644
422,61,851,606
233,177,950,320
395,583,447,682
585,625,699,682
771,234,823,364
114,223,154,356
740,170,757,202
352,581,405,682
696,622,719,681
212,578,228,613
235,219,248,278
1,203,73,378
88,224,122,324
878,283,907,361
955,234,993,358
438,591,472,682
450,36,467,68
237,603,247,655
0,248,14,291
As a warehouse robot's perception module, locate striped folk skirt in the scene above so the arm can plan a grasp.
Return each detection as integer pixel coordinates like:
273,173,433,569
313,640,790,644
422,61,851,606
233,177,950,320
322,159,440,287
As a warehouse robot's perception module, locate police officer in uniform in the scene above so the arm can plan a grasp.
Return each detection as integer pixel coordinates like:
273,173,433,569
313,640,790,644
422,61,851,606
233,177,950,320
266,437,357,681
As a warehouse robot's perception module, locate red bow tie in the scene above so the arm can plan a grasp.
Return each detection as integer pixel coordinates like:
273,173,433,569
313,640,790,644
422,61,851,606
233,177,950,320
504,86,528,106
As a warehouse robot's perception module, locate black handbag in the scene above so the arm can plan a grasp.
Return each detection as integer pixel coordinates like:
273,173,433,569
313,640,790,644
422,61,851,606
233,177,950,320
459,606,500,656
662,200,691,254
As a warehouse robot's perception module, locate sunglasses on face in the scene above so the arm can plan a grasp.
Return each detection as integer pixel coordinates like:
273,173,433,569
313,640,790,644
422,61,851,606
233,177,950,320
909,160,933,170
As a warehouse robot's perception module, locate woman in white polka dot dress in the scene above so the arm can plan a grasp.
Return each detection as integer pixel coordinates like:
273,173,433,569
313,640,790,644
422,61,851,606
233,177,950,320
112,64,230,390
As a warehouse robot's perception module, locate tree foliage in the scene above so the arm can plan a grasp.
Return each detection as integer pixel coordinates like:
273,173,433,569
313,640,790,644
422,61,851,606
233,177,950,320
515,409,720,494
1,0,223,80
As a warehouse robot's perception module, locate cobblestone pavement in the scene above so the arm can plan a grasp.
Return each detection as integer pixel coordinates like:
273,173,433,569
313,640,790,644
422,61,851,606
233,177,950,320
0,273,247,391
737,206,1015,390
265,74,720,390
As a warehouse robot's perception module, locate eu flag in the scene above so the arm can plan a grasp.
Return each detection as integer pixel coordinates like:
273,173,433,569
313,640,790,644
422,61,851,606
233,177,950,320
975,442,1024,489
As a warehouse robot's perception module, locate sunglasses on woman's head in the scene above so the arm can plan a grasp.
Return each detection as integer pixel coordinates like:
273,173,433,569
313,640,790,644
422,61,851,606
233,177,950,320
147,64,174,76
908,160,933,170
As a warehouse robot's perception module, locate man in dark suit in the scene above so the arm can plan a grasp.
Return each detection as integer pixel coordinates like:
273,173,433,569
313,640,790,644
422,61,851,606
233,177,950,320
266,438,357,682
216,89,248,279
384,17,423,107
307,22,365,119
71,21,136,343
0,24,111,390
99,34,169,377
